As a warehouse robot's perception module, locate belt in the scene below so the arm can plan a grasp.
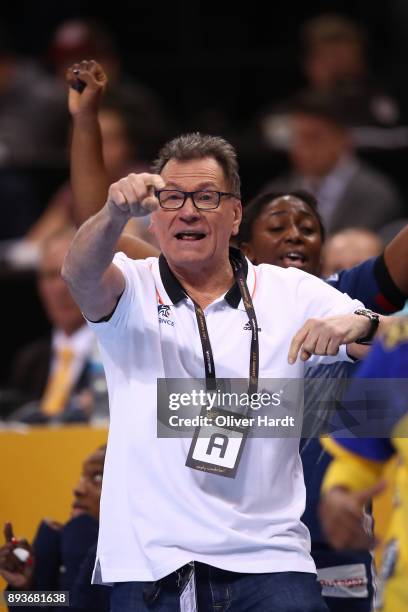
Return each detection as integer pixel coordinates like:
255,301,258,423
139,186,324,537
143,562,245,606
143,562,193,605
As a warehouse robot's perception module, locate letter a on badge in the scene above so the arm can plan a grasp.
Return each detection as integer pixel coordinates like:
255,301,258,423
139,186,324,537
206,434,229,458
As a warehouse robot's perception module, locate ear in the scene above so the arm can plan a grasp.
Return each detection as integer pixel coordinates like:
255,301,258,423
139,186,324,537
231,200,242,237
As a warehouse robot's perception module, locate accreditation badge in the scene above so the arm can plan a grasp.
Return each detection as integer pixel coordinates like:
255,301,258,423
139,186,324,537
185,404,251,478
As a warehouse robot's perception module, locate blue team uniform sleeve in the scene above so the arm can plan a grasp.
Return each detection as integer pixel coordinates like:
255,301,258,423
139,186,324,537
325,255,406,314
331,333,408,461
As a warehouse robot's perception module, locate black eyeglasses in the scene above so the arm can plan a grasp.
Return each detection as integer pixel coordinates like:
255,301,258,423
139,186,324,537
155,189,240,210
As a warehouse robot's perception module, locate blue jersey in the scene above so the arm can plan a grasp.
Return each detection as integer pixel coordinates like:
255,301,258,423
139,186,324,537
322,324,408,612
302,255,405,542
300,256,406,607
324,255,405,314
330,320,408,458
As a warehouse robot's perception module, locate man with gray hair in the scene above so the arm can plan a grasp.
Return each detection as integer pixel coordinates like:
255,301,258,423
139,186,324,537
63,126,383,611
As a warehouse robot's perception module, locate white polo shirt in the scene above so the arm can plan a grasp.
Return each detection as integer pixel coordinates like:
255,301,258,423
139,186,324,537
88,250,363,583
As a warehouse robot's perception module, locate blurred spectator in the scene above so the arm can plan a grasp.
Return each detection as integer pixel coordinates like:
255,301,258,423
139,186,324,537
25,102,155,246
321,228,383,278
0,27,69,240
0,446,110,611
6,226,107,423
47,18,173,160
302,15,367,91
0,27,67,167
261,90,404,233
259,14,404,153
300,14,400,128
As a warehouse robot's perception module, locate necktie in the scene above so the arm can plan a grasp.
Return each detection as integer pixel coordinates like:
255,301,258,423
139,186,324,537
41,346,75,416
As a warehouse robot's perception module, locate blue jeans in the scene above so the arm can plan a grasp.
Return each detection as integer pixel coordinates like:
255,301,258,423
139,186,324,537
110,563,329,611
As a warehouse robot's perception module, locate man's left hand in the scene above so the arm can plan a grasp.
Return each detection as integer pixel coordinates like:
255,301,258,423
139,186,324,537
288,313,373,364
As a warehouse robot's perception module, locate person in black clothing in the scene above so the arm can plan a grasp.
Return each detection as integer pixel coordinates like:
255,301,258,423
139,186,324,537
0,446,110,611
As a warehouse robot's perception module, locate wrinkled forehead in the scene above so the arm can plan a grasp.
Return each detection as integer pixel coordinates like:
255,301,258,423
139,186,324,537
160,157,227,189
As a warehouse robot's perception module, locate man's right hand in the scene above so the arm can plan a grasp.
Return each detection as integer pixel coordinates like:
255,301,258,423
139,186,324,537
319,482,385,550
66,59,107,117
107,173,165,218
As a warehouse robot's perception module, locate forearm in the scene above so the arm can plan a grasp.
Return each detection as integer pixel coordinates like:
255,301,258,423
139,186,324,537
70,113,109,227
384,224,408,295
62,202,128,320
70,114,160,260
64,201,128,284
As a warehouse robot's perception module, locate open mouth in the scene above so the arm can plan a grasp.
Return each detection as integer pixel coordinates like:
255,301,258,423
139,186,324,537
175,231,206,241
279,252,307,266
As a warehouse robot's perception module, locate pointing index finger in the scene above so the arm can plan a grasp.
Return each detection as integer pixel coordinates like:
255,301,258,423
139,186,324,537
138,173,166,191
288,325,309,364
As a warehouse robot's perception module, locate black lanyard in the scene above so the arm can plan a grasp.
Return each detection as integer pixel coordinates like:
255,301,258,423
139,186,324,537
191,252,259,396
184,253,259,477
158,250,260,477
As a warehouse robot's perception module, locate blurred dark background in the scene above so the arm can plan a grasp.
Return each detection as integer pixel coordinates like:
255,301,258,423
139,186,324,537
2,0,408,197
1,0,408,388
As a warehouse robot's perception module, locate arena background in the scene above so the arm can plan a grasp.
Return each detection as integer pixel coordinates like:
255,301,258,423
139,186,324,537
0,1,405,605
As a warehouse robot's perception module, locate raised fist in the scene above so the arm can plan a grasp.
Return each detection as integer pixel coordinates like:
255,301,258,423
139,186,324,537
66,59,107,116
107,172,165,217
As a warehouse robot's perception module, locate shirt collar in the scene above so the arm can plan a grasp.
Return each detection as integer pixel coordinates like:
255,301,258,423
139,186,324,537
158,246,248,309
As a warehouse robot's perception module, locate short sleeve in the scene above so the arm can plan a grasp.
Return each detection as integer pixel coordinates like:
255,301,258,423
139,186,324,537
294,267,365,321
289,267,365,367
85,252,152,339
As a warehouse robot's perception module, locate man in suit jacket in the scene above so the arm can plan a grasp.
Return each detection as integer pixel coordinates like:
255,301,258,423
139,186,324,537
9,227,102,423
262,92,403,234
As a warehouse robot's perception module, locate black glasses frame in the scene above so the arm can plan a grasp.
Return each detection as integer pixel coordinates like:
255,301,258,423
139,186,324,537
155,189,240,210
